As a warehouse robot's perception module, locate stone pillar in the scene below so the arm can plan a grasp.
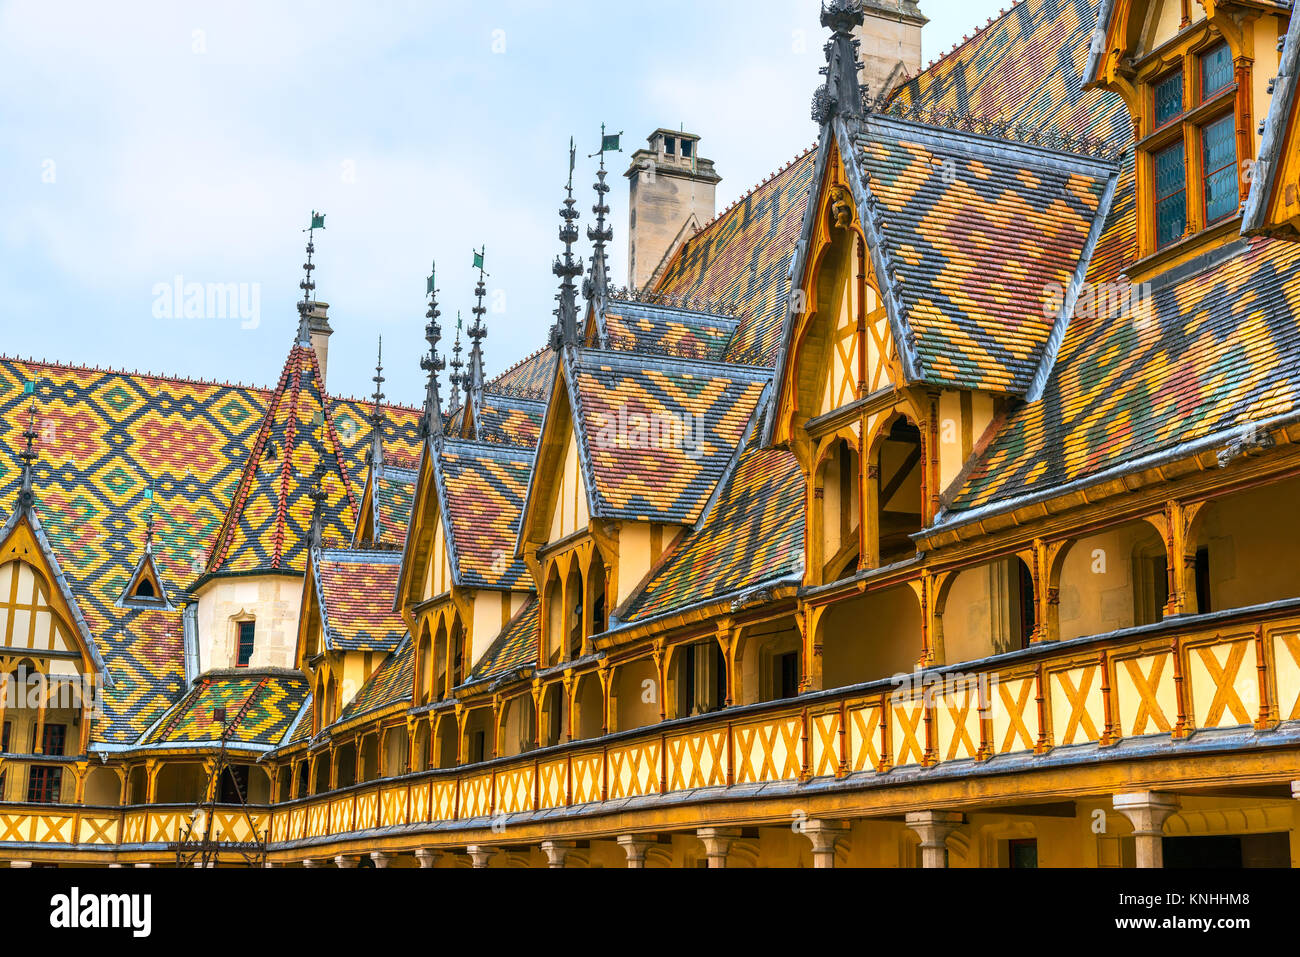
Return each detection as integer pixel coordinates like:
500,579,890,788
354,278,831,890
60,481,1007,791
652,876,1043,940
334,855,359,868
9,861,32,868
263,861,277,868
134,862,153,869
541,840,576,869
1113,791,1181,869
370,851,393,869
800,819,849,868
301,858,321,868
696,827,740,868
904,811,963,868
466,845,498,869
414,848,442,869
1291,780,1300,800
617,834,656,869
108,863,123,869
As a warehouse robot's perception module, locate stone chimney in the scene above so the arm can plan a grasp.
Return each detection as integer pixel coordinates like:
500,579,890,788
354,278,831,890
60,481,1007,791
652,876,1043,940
624,130,721,292
857,0,927,99
306,301,332,387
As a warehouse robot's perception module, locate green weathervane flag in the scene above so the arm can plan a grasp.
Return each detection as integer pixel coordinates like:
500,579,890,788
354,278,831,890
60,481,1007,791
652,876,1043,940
427,263,436,296
472,249,485,270
602,131,621,153
310,211,326,230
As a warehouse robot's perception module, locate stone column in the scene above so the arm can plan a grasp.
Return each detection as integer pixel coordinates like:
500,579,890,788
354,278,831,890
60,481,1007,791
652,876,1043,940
134,863,153,869
334,855,359,868
696,827,741,868
1291,780,1300,800
301,858,321,868
370,851,393,869
263,861,277,868
540,840,576,869
617,834,656,869
800,819,849,868
904,811,963,868
1113,791,1181,869
9,861,32,868
466,845,498,869
414,848,442,869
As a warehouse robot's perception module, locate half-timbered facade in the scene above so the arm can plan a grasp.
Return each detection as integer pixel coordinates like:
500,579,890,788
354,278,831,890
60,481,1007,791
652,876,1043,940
1,0,1299,868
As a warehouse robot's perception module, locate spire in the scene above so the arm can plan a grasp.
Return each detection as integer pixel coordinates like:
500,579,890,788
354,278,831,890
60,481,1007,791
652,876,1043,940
449,312,465,410
810,1,866,126
419,261,445,442
583,125,620,307
551,138,583,350
143,479,156,555
306,469,328,550
366,336,386,470
296,211,326,346
468,246,488,439
17,400,39,511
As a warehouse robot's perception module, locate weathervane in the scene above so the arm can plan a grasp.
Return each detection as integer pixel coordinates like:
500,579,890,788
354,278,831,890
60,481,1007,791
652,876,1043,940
419,260,446,442
296,211,326,345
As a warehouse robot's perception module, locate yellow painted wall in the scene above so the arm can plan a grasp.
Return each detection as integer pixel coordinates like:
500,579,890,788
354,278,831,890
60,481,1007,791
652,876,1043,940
547,430,590,544
821,585,922,688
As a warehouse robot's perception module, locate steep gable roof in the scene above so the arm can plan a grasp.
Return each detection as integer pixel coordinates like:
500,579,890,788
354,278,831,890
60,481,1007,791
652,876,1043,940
1243,8,1300,238
440,439,534,589
142,670,308,748
310,547,406,653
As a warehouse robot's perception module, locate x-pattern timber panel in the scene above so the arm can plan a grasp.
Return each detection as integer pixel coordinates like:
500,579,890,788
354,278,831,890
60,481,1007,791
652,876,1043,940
847,702,883,771
1049,662,1105,747
538,758,567,809
80,815,119,845
329,797,352,835
890,696,926,768
1275,632,1300,721
934,685,982,762
1114,650,1178,737
571,753,603,805
430,781,455,821
990,673,1039,755
461,773,492,819
496,766,535,814
607,740,661,800
1188,637,1259,729
380,785,408,827
732,714,803,784
809,707,843,778
666,729,726,790
354,791,379,831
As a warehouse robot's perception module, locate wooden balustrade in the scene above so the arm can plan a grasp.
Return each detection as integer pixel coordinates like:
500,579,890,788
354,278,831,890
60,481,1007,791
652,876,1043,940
2,608,1298,852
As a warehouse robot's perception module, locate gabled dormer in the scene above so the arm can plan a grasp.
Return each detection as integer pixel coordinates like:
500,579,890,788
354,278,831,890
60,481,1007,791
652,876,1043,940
116,490,176,610
1087,0,1292,273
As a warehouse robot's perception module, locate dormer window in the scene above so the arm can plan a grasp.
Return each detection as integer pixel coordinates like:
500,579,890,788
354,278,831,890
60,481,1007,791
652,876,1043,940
236,620,255,667
132,578,156,599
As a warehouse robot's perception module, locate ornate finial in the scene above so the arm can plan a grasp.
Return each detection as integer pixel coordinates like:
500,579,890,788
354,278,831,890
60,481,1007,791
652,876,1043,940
296,211,326,346
468,247,488,439
449,312,465,410
143,478,156,554
366,336,386,469
306,469,328,550
811,1,865,126
419,261,446,442
584,125,621,306
551,138,583,350
17,398,39,511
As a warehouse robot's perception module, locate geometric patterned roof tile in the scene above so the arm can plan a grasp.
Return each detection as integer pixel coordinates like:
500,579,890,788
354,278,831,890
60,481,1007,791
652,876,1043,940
439,440,534,590
313,548,406,653
467,597,538,684
142,671,308,748
340,634,414,722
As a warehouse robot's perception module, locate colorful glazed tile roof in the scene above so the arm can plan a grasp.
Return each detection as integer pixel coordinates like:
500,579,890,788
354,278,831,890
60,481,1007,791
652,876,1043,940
488,347,557,399
624,446,804,622
203,340,360,576
569,347,771,524
143,671,308,748
472,393,546,447
0,355,420,743
601,300,738,360
439,440,534,589
850,114,1118,393
359,465,416,548
467,598,538,683
312,548,406,653
339,634,414,722
653,148,819,366
948,237,1300,513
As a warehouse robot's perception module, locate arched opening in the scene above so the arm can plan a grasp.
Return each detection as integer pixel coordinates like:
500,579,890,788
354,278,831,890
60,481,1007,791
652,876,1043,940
433,715,459,768
312,754,330,795
1189,474,1300,614
668,639,726,719
153,762,207,805
314,672,328,734
358,733,379,782
539,683,566,747
873,417,924,564
821,583,923,688
500,694,537,757
588,550,608,638
295,760,309,799
449,617,465,693
83,766,120,806
382,725,409,777
461,708,493,764
1058,519,1167,641
244,765,271,804
415,625,433,706
737,619,802,705
432,620,450,700
544,566,564,667
819,437,860,582
565,561,584,660
612,657,660,732
334,742,357,789
573,672,605,740
411,721,431,773
126,765,147,804
939,556,1037,664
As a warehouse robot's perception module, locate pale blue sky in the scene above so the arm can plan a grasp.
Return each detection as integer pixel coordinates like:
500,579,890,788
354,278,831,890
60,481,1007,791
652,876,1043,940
0,0,1006,406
